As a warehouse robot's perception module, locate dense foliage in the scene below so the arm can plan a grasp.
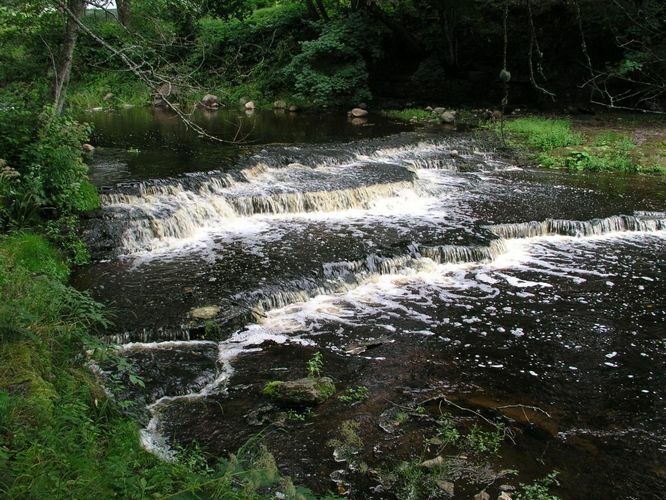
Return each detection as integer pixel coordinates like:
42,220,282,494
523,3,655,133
3,1,663,111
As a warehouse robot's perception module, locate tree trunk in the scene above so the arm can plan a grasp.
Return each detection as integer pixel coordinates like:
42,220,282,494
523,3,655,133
368,3,424,56
314,0,330,21
303,0,319,19
51,0,86,114
117,0,130,27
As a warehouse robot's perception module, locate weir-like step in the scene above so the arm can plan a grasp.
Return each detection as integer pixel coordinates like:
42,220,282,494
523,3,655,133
487,214,666,239
101,212,665,344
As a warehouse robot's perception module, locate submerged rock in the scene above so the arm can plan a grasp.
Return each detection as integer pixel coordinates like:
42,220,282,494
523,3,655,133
420,455,445,469
263,377,336,405
190,305,220,320
440,111,456,123
201,94,219,108
436,479,454,497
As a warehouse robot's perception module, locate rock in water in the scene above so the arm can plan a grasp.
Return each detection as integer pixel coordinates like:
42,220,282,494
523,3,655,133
190,305,220,320
263,377,336,405
440,111,456,123
420,456,445,469
351,108,368,118
153,83,179,107
288,104,299,112
436,480,454,497
474,492,490,500
273,100,287,109
82,143,95,153
244,101,256,110
201,94,219,108
357,102,368,110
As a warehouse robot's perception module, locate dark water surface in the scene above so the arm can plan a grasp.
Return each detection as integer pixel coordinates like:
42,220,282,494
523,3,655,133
75,108,666,499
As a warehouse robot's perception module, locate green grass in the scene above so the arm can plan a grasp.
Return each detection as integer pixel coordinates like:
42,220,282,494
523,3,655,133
0,232,68,281
382,108,433,122
68,73,151,110
501,117,660,173
504,117,582,152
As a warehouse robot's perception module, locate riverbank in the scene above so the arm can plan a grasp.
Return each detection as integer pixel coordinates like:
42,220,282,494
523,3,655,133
0,231,323,498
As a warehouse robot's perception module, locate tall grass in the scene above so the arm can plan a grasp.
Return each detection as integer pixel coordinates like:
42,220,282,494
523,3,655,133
504,118,582,152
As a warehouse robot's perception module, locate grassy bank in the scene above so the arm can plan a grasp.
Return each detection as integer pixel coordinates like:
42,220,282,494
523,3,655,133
0,232,322,498
502,117,666,174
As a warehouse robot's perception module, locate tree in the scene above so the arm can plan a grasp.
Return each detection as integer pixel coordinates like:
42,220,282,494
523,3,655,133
116,0,130,26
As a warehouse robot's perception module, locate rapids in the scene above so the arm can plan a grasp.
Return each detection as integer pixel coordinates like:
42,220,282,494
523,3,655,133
75,108,666,498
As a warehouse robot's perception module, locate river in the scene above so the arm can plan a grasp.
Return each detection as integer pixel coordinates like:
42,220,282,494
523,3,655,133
74,107,666,499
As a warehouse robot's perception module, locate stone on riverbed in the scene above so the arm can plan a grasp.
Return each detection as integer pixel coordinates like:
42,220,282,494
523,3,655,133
350,108,368,118
263,377,336,405
190,305,220,320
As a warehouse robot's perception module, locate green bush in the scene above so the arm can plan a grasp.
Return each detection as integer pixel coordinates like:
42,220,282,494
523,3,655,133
0,102,98,228
283,13,385,106
195,3,305,103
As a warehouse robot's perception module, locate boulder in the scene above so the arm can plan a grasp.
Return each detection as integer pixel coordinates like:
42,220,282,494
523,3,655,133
432,107,446,115
288,104,300,112
492,110,503,120
273,100,287,109
82,143,95,153
474,492,490,500
201,94,219,108
440,111,456,123
350,108,368,118
263,377,336,406
357,102,368,110
498,493,512,500
245,101,256,110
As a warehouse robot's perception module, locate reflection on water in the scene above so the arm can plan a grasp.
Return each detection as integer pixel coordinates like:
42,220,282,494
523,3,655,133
80,107,409,186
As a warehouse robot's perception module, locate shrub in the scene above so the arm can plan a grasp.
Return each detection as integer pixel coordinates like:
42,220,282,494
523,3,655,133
283,13,385,106
0,101,98,227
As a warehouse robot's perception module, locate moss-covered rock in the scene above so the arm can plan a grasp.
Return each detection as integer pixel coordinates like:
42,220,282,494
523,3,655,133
263,377,336,406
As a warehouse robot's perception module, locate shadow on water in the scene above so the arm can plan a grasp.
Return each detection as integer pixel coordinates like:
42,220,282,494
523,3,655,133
76,108,666,499
80,107,410,186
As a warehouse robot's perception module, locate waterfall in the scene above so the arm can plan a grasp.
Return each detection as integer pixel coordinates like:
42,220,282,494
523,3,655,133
487,214,666,239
